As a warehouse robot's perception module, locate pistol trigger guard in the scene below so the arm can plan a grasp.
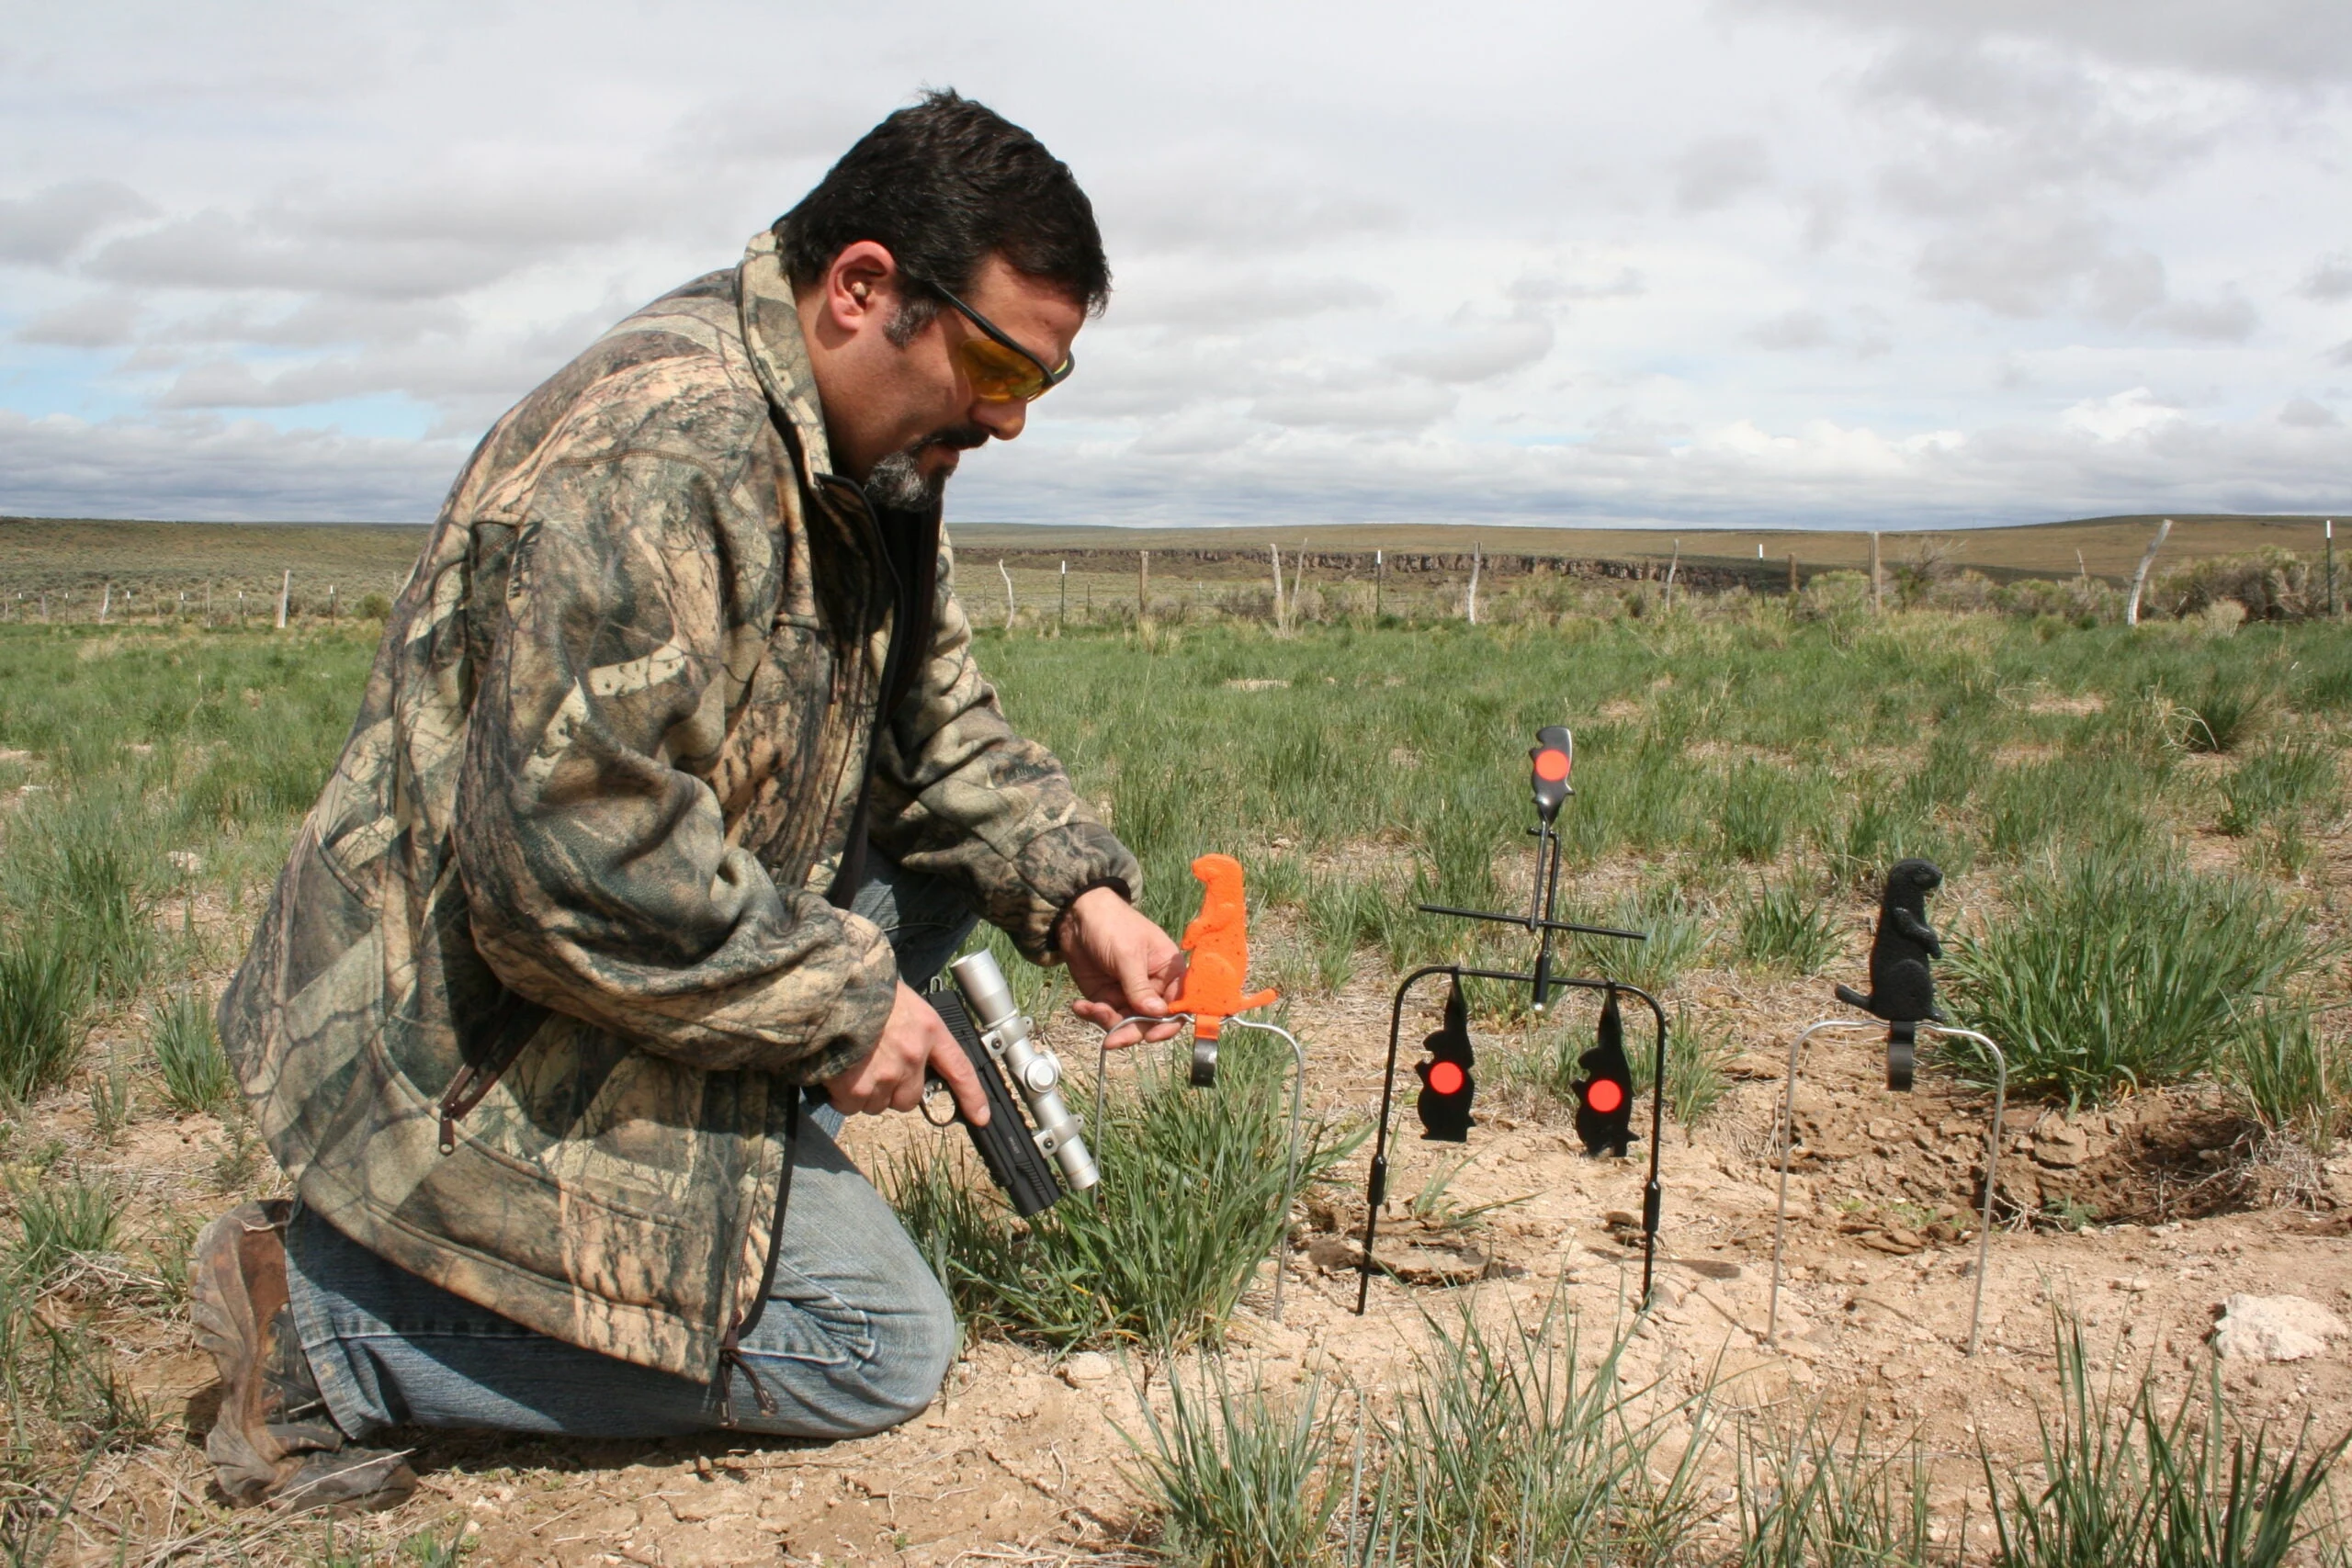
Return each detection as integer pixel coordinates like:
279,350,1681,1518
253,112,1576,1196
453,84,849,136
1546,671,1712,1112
919,1077,959,1128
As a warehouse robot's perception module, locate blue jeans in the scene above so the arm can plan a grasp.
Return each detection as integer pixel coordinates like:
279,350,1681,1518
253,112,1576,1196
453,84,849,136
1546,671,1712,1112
284,855,979,1441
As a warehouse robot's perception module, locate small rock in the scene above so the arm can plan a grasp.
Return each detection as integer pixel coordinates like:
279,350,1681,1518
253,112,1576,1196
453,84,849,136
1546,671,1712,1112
2211,1294,2348,1362
2033,1119,2091,1169
1857,1227,1924,1256
1059,1351,1115,1386
1305,1235,1360,1272
1377,1241,1488,1286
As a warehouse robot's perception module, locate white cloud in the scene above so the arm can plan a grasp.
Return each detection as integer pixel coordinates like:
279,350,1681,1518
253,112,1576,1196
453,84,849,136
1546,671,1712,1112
0,179,154,265
1740,0,2352,85
0,0,2346,529
1248,376,1458,433
1671,137,1772,212
2301,254,2352,303
1747,310,1834,351
1385,313,1555,384
2061,387,2186,442
0,409,458,521
15,294,141,347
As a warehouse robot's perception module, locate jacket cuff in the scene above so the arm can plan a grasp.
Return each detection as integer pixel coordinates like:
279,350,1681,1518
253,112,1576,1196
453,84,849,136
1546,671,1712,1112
784,909,901,1085
1007,822,1144,964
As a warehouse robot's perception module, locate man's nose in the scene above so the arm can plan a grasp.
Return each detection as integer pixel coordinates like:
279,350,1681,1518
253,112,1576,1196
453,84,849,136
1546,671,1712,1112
971,399,1027,441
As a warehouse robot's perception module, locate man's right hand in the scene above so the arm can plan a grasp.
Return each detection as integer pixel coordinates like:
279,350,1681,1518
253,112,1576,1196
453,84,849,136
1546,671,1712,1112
823,981,990,1125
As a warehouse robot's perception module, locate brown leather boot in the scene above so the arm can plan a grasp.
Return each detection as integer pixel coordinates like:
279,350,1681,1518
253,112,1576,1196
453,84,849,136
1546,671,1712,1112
189,1201,417,1512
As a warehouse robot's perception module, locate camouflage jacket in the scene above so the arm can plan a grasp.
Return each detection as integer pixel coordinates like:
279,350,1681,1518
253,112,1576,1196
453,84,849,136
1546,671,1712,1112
219,230,1137,1383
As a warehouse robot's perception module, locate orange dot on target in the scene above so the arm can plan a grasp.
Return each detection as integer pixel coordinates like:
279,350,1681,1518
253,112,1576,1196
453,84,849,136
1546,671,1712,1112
1428,1061,1465,1096
1585,1078,1623,1114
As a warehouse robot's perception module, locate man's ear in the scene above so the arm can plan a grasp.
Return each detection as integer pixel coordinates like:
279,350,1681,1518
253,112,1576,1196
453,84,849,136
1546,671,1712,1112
821,241,899,337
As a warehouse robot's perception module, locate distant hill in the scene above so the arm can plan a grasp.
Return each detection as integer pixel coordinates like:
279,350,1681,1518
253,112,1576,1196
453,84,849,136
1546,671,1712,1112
0,512,2336,603
950,513,2340,583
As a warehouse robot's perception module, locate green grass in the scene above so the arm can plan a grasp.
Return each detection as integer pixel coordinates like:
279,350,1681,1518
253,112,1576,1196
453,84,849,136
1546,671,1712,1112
1734,876,1842,975
7,1177,121,1285
2220,737,2341,837
0,932,86,1105
1985,1314,2348,1567
889,1033,1360,1349
1125,1359,1344,1568
2227,1006,2342,1156
1365,1286,1713,1565
1735,1406,1940,1568
1945,851,2320,1107
1569,883,1709,996
148,989,232,1114
0,587,2345,1555
2166,667,2277,753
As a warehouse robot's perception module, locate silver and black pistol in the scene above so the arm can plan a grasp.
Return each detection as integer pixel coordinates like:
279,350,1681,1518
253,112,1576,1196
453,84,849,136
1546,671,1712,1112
924,951,1100,1215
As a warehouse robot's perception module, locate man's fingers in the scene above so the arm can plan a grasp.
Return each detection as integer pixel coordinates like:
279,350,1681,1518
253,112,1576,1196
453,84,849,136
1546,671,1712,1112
1114,945,1170,1014
928,1020,991,1126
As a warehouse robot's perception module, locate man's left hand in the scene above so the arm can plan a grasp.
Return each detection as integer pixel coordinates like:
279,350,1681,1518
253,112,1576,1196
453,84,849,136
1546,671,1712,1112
1059,887,1185,1049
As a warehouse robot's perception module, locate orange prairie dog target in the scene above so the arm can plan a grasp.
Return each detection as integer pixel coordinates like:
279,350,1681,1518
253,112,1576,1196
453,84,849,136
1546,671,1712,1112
1168,853,1277,1041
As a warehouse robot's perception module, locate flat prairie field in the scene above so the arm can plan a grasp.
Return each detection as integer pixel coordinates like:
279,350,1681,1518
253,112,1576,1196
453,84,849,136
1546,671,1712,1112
1,575,2350,1563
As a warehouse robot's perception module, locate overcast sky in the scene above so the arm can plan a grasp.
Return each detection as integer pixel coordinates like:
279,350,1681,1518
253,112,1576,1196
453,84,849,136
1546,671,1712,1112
5,1,2351,530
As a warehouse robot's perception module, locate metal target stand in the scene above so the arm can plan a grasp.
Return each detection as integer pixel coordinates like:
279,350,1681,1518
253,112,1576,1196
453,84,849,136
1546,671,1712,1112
1353,967,1670,1314
1351,726,1668,1315
1091,1011,1309,1320
1765,1019,2010,1357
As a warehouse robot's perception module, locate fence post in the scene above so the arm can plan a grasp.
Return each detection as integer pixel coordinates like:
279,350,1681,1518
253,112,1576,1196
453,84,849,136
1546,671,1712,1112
277,570,291,630
1870,532,1883,615
1666,539,1681,611
1137,550,1148,623
1787,553,1799,596
1466,540,1481,626
1059,558,1068,626
1374,548,1384,620
2328,519,2337,617
1269,542,1285,634
999,559,1016,630
98,582,110,625
2125,518,2171,627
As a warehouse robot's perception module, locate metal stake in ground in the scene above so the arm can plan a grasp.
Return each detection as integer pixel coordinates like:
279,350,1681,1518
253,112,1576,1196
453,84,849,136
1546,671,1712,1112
1765,1019,2009,1355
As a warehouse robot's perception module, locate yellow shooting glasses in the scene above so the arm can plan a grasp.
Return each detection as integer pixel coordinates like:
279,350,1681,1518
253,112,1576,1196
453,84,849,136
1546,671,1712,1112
924,280,1074,403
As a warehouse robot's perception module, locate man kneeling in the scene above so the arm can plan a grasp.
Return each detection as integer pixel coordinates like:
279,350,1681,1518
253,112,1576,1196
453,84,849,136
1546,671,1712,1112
195,92,1181,1511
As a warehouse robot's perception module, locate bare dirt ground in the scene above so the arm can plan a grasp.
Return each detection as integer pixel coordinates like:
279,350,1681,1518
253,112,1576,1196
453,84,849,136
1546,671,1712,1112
38,852,2352,1566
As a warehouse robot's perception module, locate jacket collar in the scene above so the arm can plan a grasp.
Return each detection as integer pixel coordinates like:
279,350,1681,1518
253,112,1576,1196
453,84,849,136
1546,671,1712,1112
737,228,835,486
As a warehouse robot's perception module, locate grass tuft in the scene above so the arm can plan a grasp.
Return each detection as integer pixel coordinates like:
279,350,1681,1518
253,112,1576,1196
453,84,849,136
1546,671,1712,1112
1571,883,1708,995
1368,1284,1714,1565
1985,1312,2348,1567
1125,1359,1342,1568
9,1176,123,1284
2165,668,2275,754
150,989,233,1114
889,1034,1359,1350
1734,877,1842,975
2227,1005,2343,1156
1946,852,2318,1107
1736,1405,1941,1567
0,931,88,1105
2220,737,2341,838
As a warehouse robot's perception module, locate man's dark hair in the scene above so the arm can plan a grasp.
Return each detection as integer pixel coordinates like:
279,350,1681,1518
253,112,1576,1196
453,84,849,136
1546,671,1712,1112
776,90,1109,343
